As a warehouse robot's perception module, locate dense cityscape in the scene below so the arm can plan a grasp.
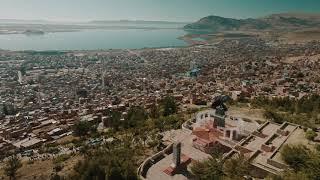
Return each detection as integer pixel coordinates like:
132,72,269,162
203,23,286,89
1,37,320,179
1,1,320,180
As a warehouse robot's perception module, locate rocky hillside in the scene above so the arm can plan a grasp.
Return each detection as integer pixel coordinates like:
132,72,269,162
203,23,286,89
184,13,320,32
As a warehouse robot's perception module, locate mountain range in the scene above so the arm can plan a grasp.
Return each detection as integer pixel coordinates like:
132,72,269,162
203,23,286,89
184,13,320,32
0,19,188,26
89,20,189,25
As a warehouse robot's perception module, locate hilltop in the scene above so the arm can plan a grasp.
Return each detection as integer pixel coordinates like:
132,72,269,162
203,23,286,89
184,13,320,32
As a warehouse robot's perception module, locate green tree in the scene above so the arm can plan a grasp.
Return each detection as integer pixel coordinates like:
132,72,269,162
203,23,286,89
162,96,177,116
154,115,183,131
2,104,8,116
281,170,310,180
264,109,284,124
71,146,138,180
223,155,250,180
300,151,320,180
275,144,320,180
281,144,310,171
305,129,317,142
154,117,165,132
315,144,320,152
149,103,160,119
106,110,121,130
19,66,27,76
4,155,22,180
73,121,91,137
125,106,147,128
251,94,320,128
190,157,224,180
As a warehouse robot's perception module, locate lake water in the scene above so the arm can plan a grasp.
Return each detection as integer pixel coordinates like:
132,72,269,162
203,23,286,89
0,29,188,51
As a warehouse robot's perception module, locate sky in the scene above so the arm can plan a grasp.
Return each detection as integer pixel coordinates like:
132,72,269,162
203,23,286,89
0,0,320,22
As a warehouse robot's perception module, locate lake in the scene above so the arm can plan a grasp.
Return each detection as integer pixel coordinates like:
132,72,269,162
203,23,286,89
0,29,188,51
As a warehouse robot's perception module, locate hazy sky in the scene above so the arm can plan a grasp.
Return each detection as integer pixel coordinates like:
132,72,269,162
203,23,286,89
1,0,319,22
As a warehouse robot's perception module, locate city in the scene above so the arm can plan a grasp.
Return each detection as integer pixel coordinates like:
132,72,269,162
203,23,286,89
1,0,320,180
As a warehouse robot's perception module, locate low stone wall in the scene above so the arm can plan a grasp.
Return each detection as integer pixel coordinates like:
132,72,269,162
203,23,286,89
267,158,288,169
279,122,288,130
253,131,268,138
235,145,252,154
261,144,275,152
164,143,173,155
239,135,254,146
257,122,270,132
269,124,299,159
139,159,153,178
138,143,174,179
150,152,165,164
277,129,289,136
248,150,261,162
223,150,237,160
265,134,278,145
181,121,193,133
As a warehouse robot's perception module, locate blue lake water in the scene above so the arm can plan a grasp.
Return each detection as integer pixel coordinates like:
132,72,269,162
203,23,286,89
0,29,188,51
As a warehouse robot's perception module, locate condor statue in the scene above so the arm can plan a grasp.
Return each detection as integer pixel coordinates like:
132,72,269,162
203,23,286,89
211,95,230,126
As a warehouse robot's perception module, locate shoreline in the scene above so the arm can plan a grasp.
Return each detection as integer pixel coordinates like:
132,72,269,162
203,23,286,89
0,26,186,35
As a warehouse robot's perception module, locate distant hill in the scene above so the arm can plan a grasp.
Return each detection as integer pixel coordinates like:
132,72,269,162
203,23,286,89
23,30,45,35
88,20,189,29
0,19,49,24
184,13,320,32
88,20,190,28
88,20,189,25
264,13,320,22
0,19,189,29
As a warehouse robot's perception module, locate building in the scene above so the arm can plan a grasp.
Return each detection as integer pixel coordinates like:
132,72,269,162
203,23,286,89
191,109,257,154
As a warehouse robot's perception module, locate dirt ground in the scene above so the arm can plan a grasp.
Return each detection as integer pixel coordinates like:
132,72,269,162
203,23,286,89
228,106,266,123
0,155,83,180
284,53,320,64
283,128,316,150
272,127,316,163
55,135,79,145
280,30,320,44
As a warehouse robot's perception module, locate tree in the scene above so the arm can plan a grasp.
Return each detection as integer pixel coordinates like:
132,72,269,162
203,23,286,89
303,154,320,180
19,66,27,76
281,144,310,171
223,155,250,180
315,144,320,152
2,104,16,116
190,157,224,180
149,103,160,119
278,144,320,180
53,163,63,173
83,161,106,180
106,110,121,130
251,94,320,128
305,129,317,142
4,155,22,180
71,147,138,180
51,174,64,180
264,109,284,124
73,121,91,137
3,104,8,116
281,170,310,180
125,106,147,128
162,96,177,116
154,117,165,132
154,115,183,132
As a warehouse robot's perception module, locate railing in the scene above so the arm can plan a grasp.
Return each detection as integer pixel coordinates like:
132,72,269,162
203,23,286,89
137,143,174,179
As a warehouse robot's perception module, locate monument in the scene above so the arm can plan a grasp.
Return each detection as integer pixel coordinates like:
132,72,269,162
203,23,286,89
171,142,181,168
163,142,192,176
211,95,230,127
